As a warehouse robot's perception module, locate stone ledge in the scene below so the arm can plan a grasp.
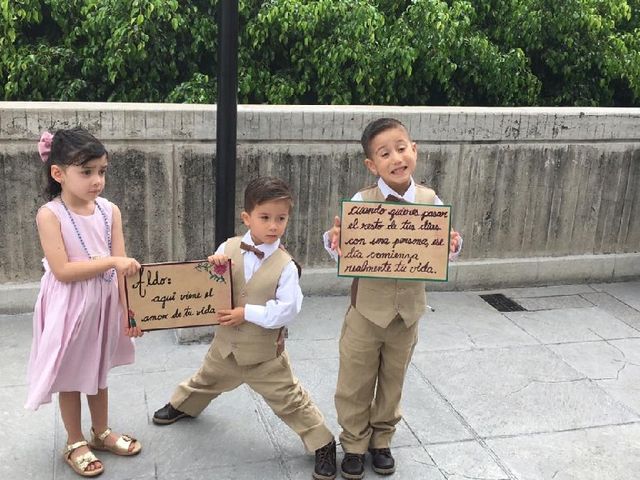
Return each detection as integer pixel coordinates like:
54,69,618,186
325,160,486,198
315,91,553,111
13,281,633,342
300,253,640,295
0,282,40,315
2,103,640,142
3,254,638,321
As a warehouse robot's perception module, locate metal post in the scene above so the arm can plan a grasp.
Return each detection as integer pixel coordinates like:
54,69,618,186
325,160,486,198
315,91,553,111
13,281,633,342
215,0,239,247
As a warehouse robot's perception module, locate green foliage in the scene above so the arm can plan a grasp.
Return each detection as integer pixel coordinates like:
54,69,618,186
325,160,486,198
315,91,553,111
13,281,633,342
397,0,539,105
2,0,218,101
1,0,639,106
241,0,539,105
474,0,640,105
244,0,391,104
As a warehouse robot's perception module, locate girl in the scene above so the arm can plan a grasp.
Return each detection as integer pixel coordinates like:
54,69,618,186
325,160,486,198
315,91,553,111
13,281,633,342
25,127,143,477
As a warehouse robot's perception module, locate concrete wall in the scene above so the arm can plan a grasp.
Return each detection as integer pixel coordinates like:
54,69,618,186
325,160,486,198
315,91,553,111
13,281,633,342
1,102,639,292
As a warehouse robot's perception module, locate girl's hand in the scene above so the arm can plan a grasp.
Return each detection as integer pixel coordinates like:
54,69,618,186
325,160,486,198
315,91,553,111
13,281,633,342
217,307,245,327
207,254,229,266
113,256,141,276
125,325,144,338
124,308,143,337
328,216,342,256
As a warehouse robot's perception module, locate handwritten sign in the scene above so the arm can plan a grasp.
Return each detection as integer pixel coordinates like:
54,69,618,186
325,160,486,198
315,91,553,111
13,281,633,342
124,260,233,331
338,200,451,282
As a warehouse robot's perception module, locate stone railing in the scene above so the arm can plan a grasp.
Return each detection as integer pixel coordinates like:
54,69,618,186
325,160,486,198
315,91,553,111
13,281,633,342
1,103,639,294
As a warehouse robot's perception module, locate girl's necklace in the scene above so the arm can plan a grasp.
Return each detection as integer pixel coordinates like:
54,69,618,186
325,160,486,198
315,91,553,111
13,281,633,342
59,197,115,282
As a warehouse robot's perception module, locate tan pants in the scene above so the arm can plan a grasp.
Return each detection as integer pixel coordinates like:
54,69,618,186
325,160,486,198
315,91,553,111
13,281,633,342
170,346,333,452
335,307,419,453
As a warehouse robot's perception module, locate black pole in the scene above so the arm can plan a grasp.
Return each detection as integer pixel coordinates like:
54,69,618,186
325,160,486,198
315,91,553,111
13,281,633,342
215,0,239,247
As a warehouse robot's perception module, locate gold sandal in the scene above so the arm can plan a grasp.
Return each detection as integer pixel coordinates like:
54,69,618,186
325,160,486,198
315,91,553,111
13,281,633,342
63,440,104,477
89,427,142,456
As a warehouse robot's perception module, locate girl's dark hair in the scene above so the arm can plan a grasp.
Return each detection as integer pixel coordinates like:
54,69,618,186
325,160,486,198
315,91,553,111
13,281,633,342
43,127,108,199
244,176,293,213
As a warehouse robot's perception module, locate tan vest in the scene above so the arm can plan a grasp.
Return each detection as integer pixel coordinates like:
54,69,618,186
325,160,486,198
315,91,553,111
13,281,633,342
351,184,436,328
212,236,292,366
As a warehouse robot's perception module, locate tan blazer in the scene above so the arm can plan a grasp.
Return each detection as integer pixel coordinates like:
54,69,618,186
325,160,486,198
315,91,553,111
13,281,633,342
350,184,436,328
212,236,291,366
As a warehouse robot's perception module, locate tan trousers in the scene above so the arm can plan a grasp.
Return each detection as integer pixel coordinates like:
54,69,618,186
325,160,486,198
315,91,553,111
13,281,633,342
335,307,419,453
170,346,333,452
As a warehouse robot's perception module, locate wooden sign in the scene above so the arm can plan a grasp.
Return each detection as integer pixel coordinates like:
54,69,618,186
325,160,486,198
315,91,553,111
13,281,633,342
338,200,451,282
124,260,233,331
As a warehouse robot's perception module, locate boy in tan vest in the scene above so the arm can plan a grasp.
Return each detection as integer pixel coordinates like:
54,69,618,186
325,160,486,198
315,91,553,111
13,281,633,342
153,177,337,480
324,118,462,479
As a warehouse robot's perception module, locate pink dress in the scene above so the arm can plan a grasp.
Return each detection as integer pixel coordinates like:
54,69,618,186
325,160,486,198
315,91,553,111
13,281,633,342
25,197,135,410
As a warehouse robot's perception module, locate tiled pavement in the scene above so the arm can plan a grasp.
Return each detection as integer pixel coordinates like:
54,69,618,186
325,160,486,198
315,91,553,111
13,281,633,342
2,281,640,479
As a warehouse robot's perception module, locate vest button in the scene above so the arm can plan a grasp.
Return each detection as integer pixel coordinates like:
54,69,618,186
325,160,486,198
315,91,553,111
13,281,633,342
241,292,247,297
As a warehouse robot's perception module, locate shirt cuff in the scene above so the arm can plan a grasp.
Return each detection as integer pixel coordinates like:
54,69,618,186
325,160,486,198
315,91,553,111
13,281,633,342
244,304,269,327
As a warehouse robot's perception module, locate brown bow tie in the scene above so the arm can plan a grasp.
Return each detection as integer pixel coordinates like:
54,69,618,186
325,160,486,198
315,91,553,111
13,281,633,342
240,241,265,259
385,194,408,203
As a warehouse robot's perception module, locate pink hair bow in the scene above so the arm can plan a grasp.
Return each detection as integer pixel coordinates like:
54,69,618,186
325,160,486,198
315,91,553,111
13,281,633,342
38,131,54,163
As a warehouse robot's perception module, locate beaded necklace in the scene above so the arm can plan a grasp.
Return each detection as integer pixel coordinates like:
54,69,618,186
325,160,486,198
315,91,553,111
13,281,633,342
59,197,115,282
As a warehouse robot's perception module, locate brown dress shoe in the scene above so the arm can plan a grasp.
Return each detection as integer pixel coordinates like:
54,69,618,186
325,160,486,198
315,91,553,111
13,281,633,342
341,452,365,479
313,440,337,480
368,447,395,475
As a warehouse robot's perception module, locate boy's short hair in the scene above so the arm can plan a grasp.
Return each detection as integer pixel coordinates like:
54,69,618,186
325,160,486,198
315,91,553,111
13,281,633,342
360,117,409,158
244,176,294,212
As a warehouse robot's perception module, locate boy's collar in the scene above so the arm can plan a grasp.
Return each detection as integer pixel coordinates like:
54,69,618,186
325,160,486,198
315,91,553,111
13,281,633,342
241,231,280,259
377,177,416,203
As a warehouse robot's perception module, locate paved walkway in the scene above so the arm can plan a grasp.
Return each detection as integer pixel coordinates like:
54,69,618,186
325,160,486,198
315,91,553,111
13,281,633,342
2,281,640,480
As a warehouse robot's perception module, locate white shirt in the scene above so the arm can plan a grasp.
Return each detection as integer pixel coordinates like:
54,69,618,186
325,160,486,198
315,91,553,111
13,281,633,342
215,231,303,329
323,177,463,261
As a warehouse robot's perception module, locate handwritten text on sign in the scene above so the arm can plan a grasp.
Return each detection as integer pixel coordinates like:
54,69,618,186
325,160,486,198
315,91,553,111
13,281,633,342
338,201,451,281
125,260,232,331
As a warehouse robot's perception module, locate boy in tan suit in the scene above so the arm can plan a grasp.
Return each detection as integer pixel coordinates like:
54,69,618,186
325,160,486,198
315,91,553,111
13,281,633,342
154,177,337,480
325,118,462,479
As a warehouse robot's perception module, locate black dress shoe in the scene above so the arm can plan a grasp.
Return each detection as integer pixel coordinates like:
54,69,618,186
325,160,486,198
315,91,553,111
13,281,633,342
341,452,365,479
368,448,395,475
313,440,337,480
152,402,192,425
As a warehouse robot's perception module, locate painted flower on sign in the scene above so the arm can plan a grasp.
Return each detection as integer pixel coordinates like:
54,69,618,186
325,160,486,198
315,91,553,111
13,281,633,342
195,261,227,283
